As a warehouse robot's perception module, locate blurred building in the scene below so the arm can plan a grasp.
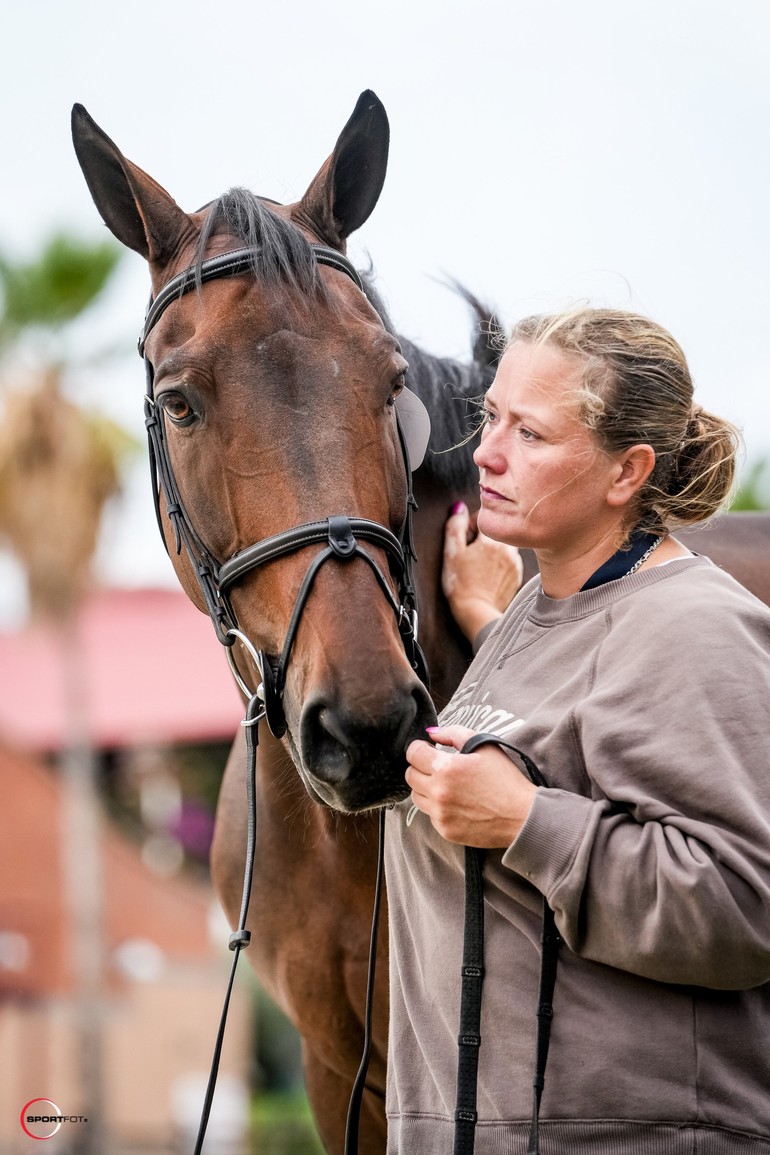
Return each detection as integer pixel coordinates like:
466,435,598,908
0,587,243,751
0,587,252,1154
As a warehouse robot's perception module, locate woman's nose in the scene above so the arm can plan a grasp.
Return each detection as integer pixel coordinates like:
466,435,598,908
474,429,505,474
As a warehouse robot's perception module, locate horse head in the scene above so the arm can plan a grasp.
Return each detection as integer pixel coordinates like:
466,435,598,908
72,92,436,812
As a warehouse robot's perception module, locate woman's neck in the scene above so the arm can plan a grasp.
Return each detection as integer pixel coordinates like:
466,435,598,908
536,533,691,599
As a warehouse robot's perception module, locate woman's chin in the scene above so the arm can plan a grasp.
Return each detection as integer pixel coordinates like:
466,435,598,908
478,508,533,553
477,506,516,545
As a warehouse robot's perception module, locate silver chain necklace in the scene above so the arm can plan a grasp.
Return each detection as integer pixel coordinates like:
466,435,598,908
624,535,664,578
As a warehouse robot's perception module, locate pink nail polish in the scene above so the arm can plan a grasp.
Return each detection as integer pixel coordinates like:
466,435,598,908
450,501,467,515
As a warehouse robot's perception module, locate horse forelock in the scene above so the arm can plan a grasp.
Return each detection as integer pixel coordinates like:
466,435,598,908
195,189,334,308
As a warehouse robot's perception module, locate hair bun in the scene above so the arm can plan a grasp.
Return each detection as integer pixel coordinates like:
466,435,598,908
686,406,704,437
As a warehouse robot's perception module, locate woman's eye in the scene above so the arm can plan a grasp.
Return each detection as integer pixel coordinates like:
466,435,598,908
160,393,194,424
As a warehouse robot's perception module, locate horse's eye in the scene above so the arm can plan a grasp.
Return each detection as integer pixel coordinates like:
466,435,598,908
387,371,407,408
159,392,195,425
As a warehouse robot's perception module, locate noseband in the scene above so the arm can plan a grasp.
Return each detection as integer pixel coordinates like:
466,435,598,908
138,243,429,736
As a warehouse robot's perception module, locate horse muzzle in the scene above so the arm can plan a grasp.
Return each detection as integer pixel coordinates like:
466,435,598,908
297,681,436,812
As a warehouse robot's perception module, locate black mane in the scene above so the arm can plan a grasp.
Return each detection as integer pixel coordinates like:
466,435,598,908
196,189,497,488
362,277,498,489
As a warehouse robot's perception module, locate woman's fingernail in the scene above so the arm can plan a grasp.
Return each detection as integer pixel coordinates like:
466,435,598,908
450,501,467,515
426,726,440,735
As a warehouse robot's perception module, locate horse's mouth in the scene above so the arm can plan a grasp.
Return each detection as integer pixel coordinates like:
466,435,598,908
305,774,411,814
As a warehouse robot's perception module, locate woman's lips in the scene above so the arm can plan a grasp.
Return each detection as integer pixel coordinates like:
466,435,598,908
480,484,511,502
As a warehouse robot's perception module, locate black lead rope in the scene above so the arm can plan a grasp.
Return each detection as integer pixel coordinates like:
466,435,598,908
529,904,560,1155
453,844,486,1154
192,692,263,1155
343,808,387,1155
453,733,560,1155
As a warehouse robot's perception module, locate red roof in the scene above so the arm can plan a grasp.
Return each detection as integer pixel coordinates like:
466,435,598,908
0,587,243,751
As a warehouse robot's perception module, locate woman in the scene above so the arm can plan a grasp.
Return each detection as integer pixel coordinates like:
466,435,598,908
386,308,770,1153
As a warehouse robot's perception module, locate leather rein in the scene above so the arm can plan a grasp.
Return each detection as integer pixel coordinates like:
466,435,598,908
137,242,427,1153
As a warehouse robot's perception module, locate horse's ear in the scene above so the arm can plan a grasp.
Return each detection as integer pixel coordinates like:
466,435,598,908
297,90,389,248
71,104,192,265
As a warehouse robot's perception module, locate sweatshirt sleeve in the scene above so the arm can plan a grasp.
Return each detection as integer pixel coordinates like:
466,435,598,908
502,581,770,990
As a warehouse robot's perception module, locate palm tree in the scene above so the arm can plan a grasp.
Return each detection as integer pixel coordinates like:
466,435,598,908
0,232,129,619
0,232,129,1155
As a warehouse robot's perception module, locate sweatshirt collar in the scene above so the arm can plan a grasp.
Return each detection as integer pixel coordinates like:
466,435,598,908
528,554,708,625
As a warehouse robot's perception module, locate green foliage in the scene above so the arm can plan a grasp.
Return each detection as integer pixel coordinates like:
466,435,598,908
250,984,323,1154
0,233,121,340
251,1093,325,1155
732,459,770,511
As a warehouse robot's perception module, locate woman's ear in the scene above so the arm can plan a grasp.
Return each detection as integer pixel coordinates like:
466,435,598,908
606,444,656,508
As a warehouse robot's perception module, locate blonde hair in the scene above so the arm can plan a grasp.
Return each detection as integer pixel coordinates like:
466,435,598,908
507,308,741,535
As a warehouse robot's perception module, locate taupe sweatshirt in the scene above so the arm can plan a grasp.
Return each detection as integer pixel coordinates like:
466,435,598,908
386,556,770,1153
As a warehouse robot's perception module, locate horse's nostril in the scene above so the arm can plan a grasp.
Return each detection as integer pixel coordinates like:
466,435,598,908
299,688,433,806
302,705,354,786
316,703,357,751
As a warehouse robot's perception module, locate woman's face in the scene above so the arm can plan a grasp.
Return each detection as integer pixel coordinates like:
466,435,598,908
474,341,623,557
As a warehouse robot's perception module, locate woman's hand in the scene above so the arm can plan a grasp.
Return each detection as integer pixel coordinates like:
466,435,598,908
405,724,537,847
442,502,523,642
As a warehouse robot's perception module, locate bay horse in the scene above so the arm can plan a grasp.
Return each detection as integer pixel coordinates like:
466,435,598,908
72,92,770,1154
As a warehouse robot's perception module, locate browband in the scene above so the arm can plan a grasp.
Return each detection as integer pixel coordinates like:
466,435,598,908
138,244,364,355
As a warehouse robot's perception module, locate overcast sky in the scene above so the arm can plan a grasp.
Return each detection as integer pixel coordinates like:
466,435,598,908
2,0,769,612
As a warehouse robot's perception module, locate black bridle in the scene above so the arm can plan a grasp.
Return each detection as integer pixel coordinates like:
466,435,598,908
139,243,428,736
